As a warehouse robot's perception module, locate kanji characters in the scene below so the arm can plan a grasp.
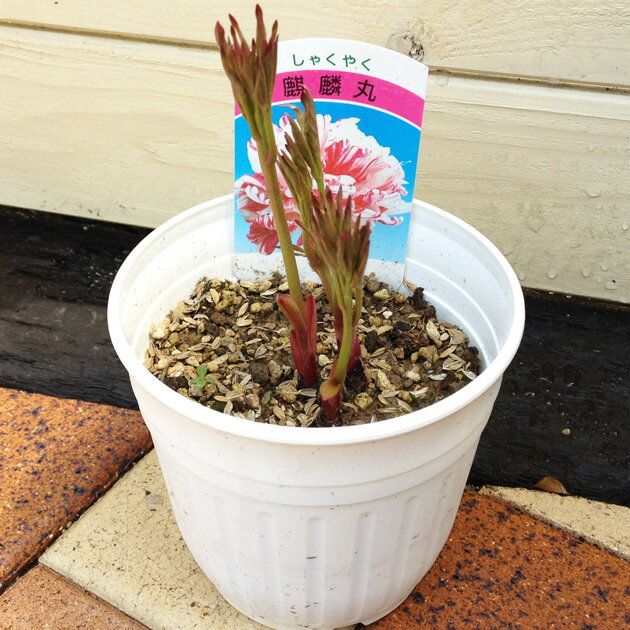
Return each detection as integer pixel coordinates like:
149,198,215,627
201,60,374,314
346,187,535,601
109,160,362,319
283,75,306,98
319,75,342,96
353,79,377,102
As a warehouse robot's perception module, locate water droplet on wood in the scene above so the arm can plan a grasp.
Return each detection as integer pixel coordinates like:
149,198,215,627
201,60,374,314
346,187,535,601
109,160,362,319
585,187,601,198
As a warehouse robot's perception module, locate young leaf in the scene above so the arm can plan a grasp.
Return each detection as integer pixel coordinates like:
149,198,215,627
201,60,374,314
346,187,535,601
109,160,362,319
190,364,213,388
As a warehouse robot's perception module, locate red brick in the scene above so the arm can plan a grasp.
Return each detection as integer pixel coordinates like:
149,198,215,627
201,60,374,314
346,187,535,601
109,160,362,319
0,564,146,629
369,490,629,630
0,388,151,590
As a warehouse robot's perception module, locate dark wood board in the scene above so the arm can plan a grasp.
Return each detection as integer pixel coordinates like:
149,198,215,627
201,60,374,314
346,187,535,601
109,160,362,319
1,206,628,505
469,291,629,506
0,207,147,409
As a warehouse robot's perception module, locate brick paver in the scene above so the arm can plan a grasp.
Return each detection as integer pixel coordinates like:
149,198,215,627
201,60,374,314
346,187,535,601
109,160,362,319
0,388,151,590
0,564,147,629
369,491,630,630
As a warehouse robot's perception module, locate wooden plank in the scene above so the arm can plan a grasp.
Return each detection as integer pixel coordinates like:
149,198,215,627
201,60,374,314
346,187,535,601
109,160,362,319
0,26,233,227
0,25,628,303
0,207,149,410
1,206,629,507
1,0,629,88
418,75,630,304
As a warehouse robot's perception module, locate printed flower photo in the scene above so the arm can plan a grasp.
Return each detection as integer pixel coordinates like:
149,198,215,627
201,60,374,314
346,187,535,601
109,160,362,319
234,99,422,264
236,112,408,255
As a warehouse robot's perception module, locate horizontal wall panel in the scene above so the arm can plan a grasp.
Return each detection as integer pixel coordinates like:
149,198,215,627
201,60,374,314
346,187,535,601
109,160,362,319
418,76,630,303
1,0,629,88
0,26,233,227
0,26,628,302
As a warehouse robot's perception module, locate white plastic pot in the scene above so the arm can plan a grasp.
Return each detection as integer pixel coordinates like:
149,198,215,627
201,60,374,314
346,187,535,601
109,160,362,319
108,195,524,630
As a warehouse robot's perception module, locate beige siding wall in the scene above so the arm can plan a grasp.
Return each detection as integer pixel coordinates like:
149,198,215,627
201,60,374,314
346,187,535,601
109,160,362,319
1,1,629,302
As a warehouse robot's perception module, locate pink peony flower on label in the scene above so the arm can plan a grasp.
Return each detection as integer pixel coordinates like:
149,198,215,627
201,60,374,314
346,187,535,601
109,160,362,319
246,213,280,255
236,173,270,221
235,113,408,253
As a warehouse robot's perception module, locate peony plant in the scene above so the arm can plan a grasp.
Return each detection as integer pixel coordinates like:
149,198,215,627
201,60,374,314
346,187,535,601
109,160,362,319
215,6,372,421
215,7,318,391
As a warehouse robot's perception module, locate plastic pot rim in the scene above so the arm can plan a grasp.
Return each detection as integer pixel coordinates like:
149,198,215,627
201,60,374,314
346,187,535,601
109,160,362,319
108,194,525,447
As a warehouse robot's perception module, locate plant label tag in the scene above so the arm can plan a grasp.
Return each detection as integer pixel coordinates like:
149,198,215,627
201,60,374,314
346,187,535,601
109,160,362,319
234,38,428,280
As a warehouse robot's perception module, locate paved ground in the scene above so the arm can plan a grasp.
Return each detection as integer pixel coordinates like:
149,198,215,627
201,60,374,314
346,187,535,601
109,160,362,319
0,388,151,591
1,387,628,629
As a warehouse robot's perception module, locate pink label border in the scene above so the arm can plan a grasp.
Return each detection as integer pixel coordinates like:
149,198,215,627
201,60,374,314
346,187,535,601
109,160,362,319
236,70,425,128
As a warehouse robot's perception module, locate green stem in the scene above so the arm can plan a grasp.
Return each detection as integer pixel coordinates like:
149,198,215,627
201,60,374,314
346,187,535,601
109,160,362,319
258,118,305,318
330,278,354,386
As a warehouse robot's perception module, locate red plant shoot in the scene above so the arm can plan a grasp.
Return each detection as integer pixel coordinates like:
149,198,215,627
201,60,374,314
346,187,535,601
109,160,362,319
215,6,318,387
216,7,372,419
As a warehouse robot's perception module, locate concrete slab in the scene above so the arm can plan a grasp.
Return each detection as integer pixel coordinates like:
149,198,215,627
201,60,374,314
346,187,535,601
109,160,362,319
0,388,152,590
0,564,147,630
41,451,265,630
41,451,629,630
480,485,630,560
